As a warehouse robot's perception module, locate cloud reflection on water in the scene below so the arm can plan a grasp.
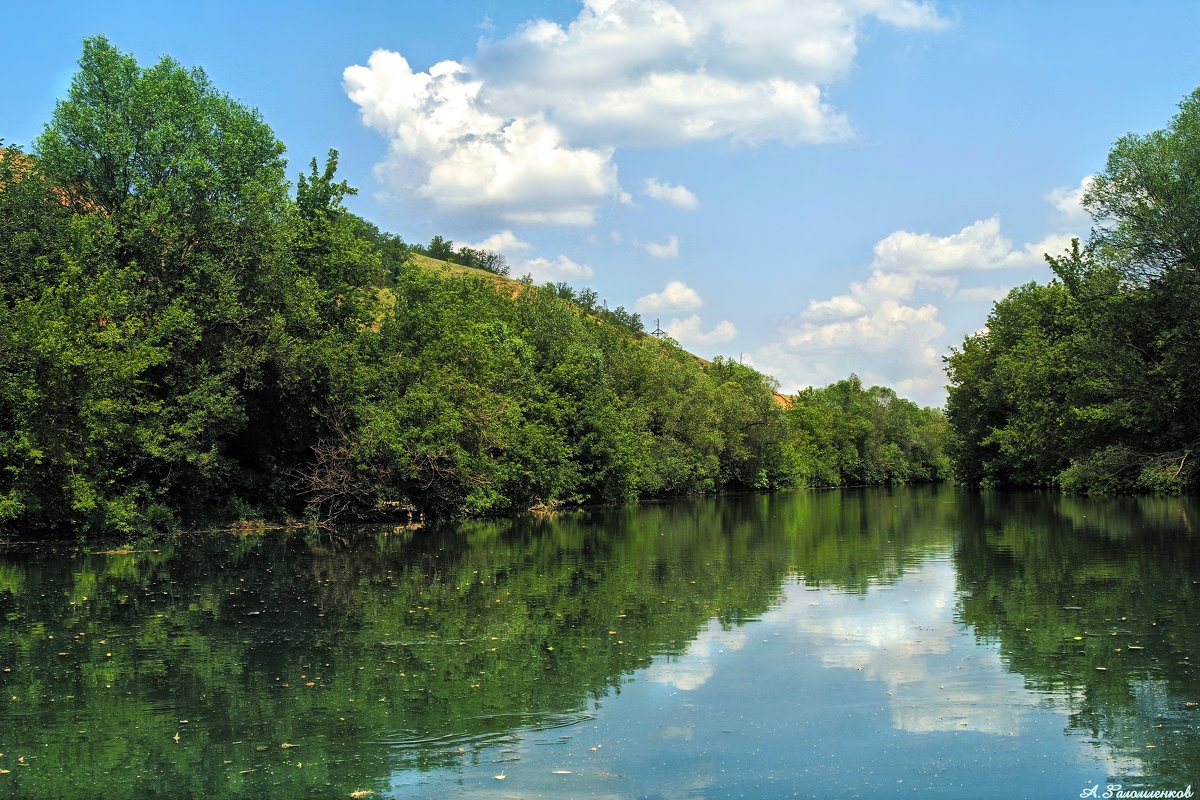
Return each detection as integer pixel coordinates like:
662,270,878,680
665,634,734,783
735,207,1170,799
766,559,1046,736
645,625,748,691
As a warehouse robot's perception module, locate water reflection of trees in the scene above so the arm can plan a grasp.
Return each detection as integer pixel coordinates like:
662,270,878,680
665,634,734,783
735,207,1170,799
954,492,1200,784
0,489,937,797
0,485,992,798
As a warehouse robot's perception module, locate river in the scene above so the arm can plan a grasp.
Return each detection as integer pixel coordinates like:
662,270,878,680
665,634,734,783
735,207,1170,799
0,486,1197,798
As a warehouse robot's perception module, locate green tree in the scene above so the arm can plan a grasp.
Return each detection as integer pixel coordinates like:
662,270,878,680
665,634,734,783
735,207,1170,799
425,234,454,261
946,85,1200,492
1,36,295,530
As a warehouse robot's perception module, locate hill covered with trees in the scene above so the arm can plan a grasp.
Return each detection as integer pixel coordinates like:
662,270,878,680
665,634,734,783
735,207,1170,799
945,88,1200,493
0,38,949,535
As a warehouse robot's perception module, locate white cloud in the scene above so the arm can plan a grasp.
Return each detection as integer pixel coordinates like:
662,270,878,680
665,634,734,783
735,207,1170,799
645,624,747,691
639,234,680,259
788,299,944,353
344,52,620,227
749,215,1079,406
953,285,1011,303
804,293,867,321
802,269,953,324
1046,175,1095,224
457,229,532,253
512,254,595,283
870,216,1046,274
667,315,737,347
345,0,948,225
635,280,703,312
763,563,1047,736
642,177,699,210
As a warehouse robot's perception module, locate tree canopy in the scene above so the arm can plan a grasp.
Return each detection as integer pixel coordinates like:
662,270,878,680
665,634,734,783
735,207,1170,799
945,87,1200,493
0,38,948,535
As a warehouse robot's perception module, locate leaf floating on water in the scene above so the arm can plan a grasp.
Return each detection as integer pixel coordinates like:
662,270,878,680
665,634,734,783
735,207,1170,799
0,769,9,775
1073,636,1084,641
255,746,270,752
173,732,181,743
494,772,506,781
349,792,375,799
280,743,299,749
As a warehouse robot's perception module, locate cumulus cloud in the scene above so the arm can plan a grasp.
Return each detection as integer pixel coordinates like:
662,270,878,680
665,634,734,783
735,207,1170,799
790,299,944,353
871,216,1046,274
753,215,1072,406
512,254,595,282
642,177,700,210
639,234,681,259
668,315,737,347
1046,175,1095,225
457,229,533,253
635,280,703,312
344,52,621,227
345,0,948,225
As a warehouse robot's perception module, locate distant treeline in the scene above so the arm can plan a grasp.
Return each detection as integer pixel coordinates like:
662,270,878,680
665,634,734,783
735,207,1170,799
946,87,1200,493
0,38,949,534
410,234,511,277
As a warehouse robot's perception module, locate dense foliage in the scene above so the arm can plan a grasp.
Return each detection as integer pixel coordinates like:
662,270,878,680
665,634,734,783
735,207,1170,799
0,39,948,534
786,376,950,487
946,88,1200,493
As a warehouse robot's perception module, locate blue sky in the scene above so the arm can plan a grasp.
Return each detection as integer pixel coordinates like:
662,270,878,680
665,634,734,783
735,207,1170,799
5,1,1200,406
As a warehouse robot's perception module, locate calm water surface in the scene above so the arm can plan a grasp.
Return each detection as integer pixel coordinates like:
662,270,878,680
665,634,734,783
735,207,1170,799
0,487,1197,798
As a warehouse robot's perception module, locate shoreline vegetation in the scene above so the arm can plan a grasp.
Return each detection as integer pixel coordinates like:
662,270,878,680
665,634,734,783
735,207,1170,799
944,87,1200,496
5,38,1196,538
0,38,950,537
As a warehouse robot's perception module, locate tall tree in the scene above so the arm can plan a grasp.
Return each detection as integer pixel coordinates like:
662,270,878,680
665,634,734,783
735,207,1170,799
946,87,1200,492
2,36,297,529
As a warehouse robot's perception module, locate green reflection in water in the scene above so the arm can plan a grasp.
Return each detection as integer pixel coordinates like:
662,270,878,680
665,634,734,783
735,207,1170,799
0,486,1196,798
955,491,1200,786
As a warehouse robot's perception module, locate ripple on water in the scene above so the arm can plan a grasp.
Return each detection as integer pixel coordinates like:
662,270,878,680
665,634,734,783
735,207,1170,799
376,710,595,754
